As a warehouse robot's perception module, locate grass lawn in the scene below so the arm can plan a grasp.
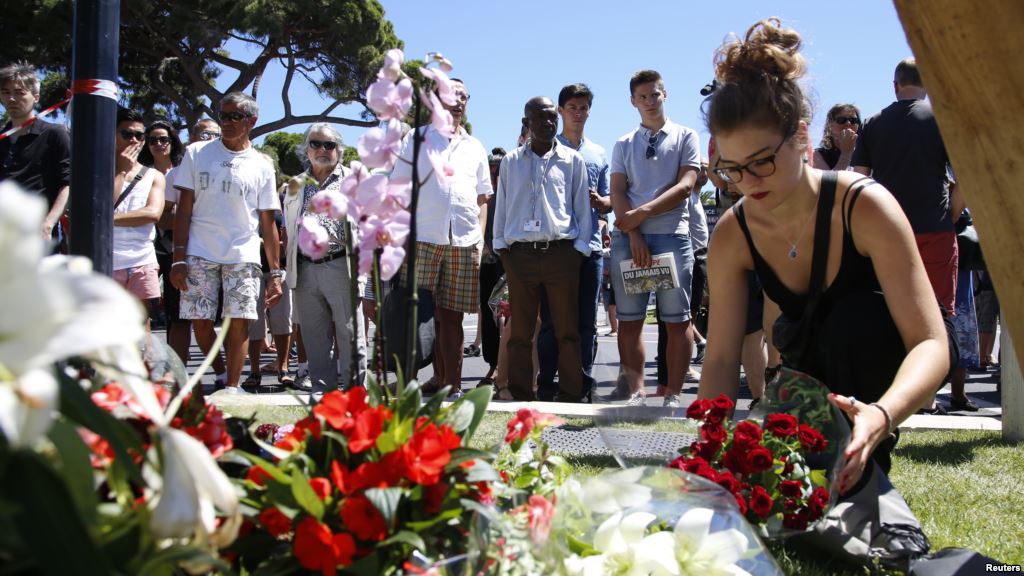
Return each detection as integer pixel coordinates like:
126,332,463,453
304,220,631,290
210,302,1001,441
222,406,1024,573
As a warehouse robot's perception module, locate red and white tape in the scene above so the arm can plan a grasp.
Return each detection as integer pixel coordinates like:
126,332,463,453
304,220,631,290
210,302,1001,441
0,78,119,142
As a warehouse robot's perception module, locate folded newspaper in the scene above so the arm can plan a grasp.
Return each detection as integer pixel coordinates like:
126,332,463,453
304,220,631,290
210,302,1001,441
620,253,679,295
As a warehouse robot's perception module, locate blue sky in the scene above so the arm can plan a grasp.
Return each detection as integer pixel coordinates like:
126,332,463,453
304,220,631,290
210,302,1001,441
231,1,913,161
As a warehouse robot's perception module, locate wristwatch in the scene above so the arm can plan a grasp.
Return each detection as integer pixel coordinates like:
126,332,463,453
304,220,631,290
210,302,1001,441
270,269,286,282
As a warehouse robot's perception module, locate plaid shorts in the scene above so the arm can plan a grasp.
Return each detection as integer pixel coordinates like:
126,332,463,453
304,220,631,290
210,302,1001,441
402,241,479,314
180,256,262,320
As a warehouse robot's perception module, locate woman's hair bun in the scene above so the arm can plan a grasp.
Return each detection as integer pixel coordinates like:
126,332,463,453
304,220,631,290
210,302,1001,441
714,18,805,85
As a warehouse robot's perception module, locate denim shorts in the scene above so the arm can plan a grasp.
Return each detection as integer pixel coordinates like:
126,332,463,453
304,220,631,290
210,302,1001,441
609,231,693,323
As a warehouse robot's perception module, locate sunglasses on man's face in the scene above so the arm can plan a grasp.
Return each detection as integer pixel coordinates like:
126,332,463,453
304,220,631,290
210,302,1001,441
834,116,860,126
198,130,221,141
218,110,251,123
308,139,338,151
147,136,171,146
120,129,145,141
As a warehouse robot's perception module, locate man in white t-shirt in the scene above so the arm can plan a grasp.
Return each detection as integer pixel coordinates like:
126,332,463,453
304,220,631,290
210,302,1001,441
170,92,282,394
112,108,165,325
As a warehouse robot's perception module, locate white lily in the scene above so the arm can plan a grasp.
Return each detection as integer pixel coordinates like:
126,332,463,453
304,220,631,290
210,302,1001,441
637,508,751,576
582,467,653,515
148,428,241,548
564,511,663,576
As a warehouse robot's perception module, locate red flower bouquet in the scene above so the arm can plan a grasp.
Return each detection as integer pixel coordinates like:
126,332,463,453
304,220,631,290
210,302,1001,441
670,394,834,537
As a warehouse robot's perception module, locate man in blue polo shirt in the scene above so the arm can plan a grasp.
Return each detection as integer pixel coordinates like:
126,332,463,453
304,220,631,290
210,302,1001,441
536,83,611,402
609,69,701,408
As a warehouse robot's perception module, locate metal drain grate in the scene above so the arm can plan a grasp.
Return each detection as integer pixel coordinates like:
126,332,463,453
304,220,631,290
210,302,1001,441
541,426,696,460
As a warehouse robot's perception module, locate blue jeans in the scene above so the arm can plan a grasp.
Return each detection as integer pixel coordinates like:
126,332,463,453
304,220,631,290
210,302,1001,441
609,231,694,323
537,251,603,400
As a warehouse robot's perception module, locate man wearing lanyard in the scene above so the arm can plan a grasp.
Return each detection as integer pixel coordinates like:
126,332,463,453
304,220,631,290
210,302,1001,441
493,96,592,402
392,78,492,398
536,83,611,402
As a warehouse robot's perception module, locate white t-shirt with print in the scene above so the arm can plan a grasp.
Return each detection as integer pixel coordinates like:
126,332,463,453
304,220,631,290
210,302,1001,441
112,166,159,270
174,140,279,264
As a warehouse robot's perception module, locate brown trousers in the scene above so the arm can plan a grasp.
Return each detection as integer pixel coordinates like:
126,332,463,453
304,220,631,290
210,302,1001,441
501,241,583,401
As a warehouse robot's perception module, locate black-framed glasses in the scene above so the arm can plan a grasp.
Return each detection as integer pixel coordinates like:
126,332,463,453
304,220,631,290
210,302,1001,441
834,116,860,125
198,130,221,141
645,131,660,159
119,129,145,141
218,110,252,123
712,134,791,184
147,136,171,146
308,139,338,151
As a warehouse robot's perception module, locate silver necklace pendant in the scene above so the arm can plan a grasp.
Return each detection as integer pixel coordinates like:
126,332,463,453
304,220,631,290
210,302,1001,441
789,246,798,259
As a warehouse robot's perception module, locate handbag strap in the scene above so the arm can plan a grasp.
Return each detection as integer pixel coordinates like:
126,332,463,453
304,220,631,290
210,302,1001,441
114,166,149,211
806,170,838,300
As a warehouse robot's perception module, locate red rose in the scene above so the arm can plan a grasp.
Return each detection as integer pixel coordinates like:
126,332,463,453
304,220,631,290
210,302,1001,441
340,494,389,541
350,451,406,492
674,455,716,479
765,413,799,438
783,498,799,512
348,406,391,453
783,508,810,531
258,507,292,537
713,471,741,494
749,485,774,519
808,486,830,520
314,387,369,433
711,394,735,412
732,420,763,448
402,423,462,485
309,477,332,500
704,409,726,425
797,424,828,453
744,446,774,473
733,492,748,515
722,448,748,475
691,440,722,461
780,479,804,498
700,422,727,444
685,398,709,421
246,465,272,486
293,517,356,574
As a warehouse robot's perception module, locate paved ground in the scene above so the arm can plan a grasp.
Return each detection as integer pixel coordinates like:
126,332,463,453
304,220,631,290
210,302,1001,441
165,310,1004,429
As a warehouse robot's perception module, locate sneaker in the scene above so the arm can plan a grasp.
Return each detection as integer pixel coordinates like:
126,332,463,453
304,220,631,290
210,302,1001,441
693,342,706,364
291,375,313,391
625,391,647,407
685,369,700,383
463,344,481,357
663,393,682,408
950,396,980,412
917,404,948,416
222,385,250,395
446,388,465,401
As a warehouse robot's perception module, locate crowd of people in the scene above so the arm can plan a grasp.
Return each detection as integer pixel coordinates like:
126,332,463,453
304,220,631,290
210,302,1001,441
0,15,999,452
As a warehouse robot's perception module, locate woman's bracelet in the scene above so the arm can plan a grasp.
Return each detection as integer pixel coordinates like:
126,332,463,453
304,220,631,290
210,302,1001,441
869,402,895,437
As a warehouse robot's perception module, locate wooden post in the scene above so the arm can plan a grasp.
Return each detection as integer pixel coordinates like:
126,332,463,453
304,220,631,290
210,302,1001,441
893,1,1024,439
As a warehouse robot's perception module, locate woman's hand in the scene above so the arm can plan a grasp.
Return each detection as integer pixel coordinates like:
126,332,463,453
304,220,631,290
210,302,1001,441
828,392,890,494
837,129,858,154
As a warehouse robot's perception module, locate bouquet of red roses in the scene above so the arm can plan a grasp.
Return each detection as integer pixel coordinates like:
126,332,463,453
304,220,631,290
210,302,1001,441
669,393,833,537
232,381,496,575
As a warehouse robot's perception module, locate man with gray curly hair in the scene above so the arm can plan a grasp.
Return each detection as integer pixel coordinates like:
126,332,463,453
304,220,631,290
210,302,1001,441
282,122,366,391
0,62,71,242
170,92,283,394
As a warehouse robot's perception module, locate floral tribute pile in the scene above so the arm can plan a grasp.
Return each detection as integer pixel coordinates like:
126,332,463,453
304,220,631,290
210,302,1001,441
670,394,833,536
232,382,495,575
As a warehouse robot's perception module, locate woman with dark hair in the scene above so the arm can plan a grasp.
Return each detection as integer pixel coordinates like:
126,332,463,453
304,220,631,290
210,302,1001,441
698,18,952,494
813,103,861,170
139,119,184,171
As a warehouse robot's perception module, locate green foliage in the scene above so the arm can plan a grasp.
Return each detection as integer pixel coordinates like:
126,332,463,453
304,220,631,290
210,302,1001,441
342,145,361,167
262,131,306,177
1,0,402,134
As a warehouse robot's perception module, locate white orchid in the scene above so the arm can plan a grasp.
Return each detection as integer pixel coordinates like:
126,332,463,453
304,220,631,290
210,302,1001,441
582,467,653,515
563,511,662,576
638,508,751,576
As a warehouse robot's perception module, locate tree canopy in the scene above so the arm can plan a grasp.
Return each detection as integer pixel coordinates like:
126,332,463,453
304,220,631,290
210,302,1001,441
1,0,402,137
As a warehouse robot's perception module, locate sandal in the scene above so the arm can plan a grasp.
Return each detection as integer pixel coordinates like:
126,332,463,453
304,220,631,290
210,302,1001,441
260,361,280,374
950,396,979,412
278,373,295,386
420,375,444,394
495,383,513,401
478,377,495,387
242,372,262,390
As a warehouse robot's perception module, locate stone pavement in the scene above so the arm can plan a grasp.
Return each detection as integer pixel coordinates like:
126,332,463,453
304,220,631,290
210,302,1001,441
162,313,1004,431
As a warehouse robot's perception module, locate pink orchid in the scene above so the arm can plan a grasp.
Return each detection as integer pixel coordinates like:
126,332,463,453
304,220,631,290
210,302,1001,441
384,176,412,212
420,67,458,107
366,77,413,121
380,49,405,81
357,119,403,170
423,137,456,187
425,52,454,72
309,188,348,220
357,211,410,279
297,216,330,260
354,173,390,216
377,245,406,281
421,89,455,139
339,161,370,199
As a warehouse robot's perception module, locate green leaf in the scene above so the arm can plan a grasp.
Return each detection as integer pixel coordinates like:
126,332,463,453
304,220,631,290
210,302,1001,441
47,419,98,524
418,386,448,417
399,380,423,419
1,450,111,574
340,552,382,576
379,529,425,551
290,469,324,519
463,460,501,484
809,468,828,488
446,447,493,469
236,451,292,485
404,507,460,532
57,373,144,485
446,400,475,433
364,487,404,526
567,533,598,556
454,386,493,441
